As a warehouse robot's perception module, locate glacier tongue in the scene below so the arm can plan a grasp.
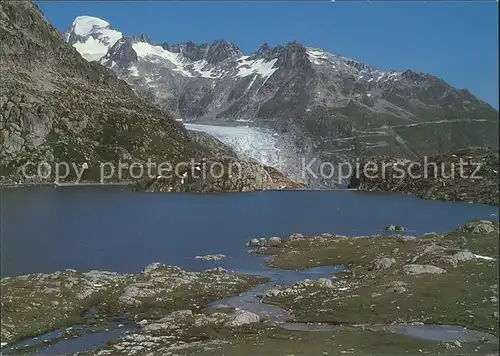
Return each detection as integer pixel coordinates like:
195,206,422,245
185,123,345,188
185,123,281,167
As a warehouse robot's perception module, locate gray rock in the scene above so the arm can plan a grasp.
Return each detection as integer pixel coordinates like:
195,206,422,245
224,310,260,327
144,310,194,333
10,122,21,132
409,243,445,263
204,267,227,274
142,262,163,274
457,236,468,245
247,238,260,247
476,221,495,234
403,264,446,275
195,254,226,261
385,225,407,232
460,220,497,234
3,131,24,153
396,235,416,242
289,233,304,240
118,282,158,306
452,250,475,262
388,286,407,293
372,257,396,270
160,310,193,323
267,237,282,247
317,278,334,288
265,288,282,298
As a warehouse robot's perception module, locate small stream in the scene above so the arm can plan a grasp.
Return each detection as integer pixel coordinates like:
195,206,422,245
1,308,137,355
207,259,344,325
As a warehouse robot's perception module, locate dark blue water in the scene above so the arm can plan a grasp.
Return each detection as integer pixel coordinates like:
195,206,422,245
1,186,498,277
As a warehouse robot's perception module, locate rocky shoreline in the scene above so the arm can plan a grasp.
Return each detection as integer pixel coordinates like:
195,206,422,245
2,220,499,355
348,147,499,206
133,157,306,193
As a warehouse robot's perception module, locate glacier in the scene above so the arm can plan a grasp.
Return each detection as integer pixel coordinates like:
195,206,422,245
184,123,337,188
185,123,282,168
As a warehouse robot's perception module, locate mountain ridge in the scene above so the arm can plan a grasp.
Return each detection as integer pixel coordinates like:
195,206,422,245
63,15,495,106
63,14,498,187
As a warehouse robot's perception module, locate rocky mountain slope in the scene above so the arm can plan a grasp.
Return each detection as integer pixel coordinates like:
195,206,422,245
64,15,499,187
0,1,201,182
0,1,299,191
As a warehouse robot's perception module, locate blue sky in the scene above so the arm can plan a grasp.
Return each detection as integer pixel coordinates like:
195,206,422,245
38,1,498,108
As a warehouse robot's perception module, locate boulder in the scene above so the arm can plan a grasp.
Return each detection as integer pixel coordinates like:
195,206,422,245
142,262,163,275
460,220,497,234
452,250,475,262
144,310,194,333
388,286,407,293
385,225,407,232
403,264,446,275
317,278,334,288
408,243,445,263
247,238,260,247
267,237,282,247
289,233,304,240
195,254,226,261
224,310,260,327
372,257,396,270
265,288,281,298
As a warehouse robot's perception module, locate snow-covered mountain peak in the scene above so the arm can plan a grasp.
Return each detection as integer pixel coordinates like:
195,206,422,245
70,16,110,36
65,15,122,62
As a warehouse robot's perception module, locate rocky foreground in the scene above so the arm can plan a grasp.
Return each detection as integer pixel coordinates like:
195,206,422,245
1,265,265,353
348,147,499,206
252,221,499,338
2,220,499,355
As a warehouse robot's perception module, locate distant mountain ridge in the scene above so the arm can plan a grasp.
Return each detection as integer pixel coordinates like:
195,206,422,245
64,15,499,187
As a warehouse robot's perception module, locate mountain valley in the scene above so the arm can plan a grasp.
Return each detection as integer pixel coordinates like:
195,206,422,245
64,15,499,186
